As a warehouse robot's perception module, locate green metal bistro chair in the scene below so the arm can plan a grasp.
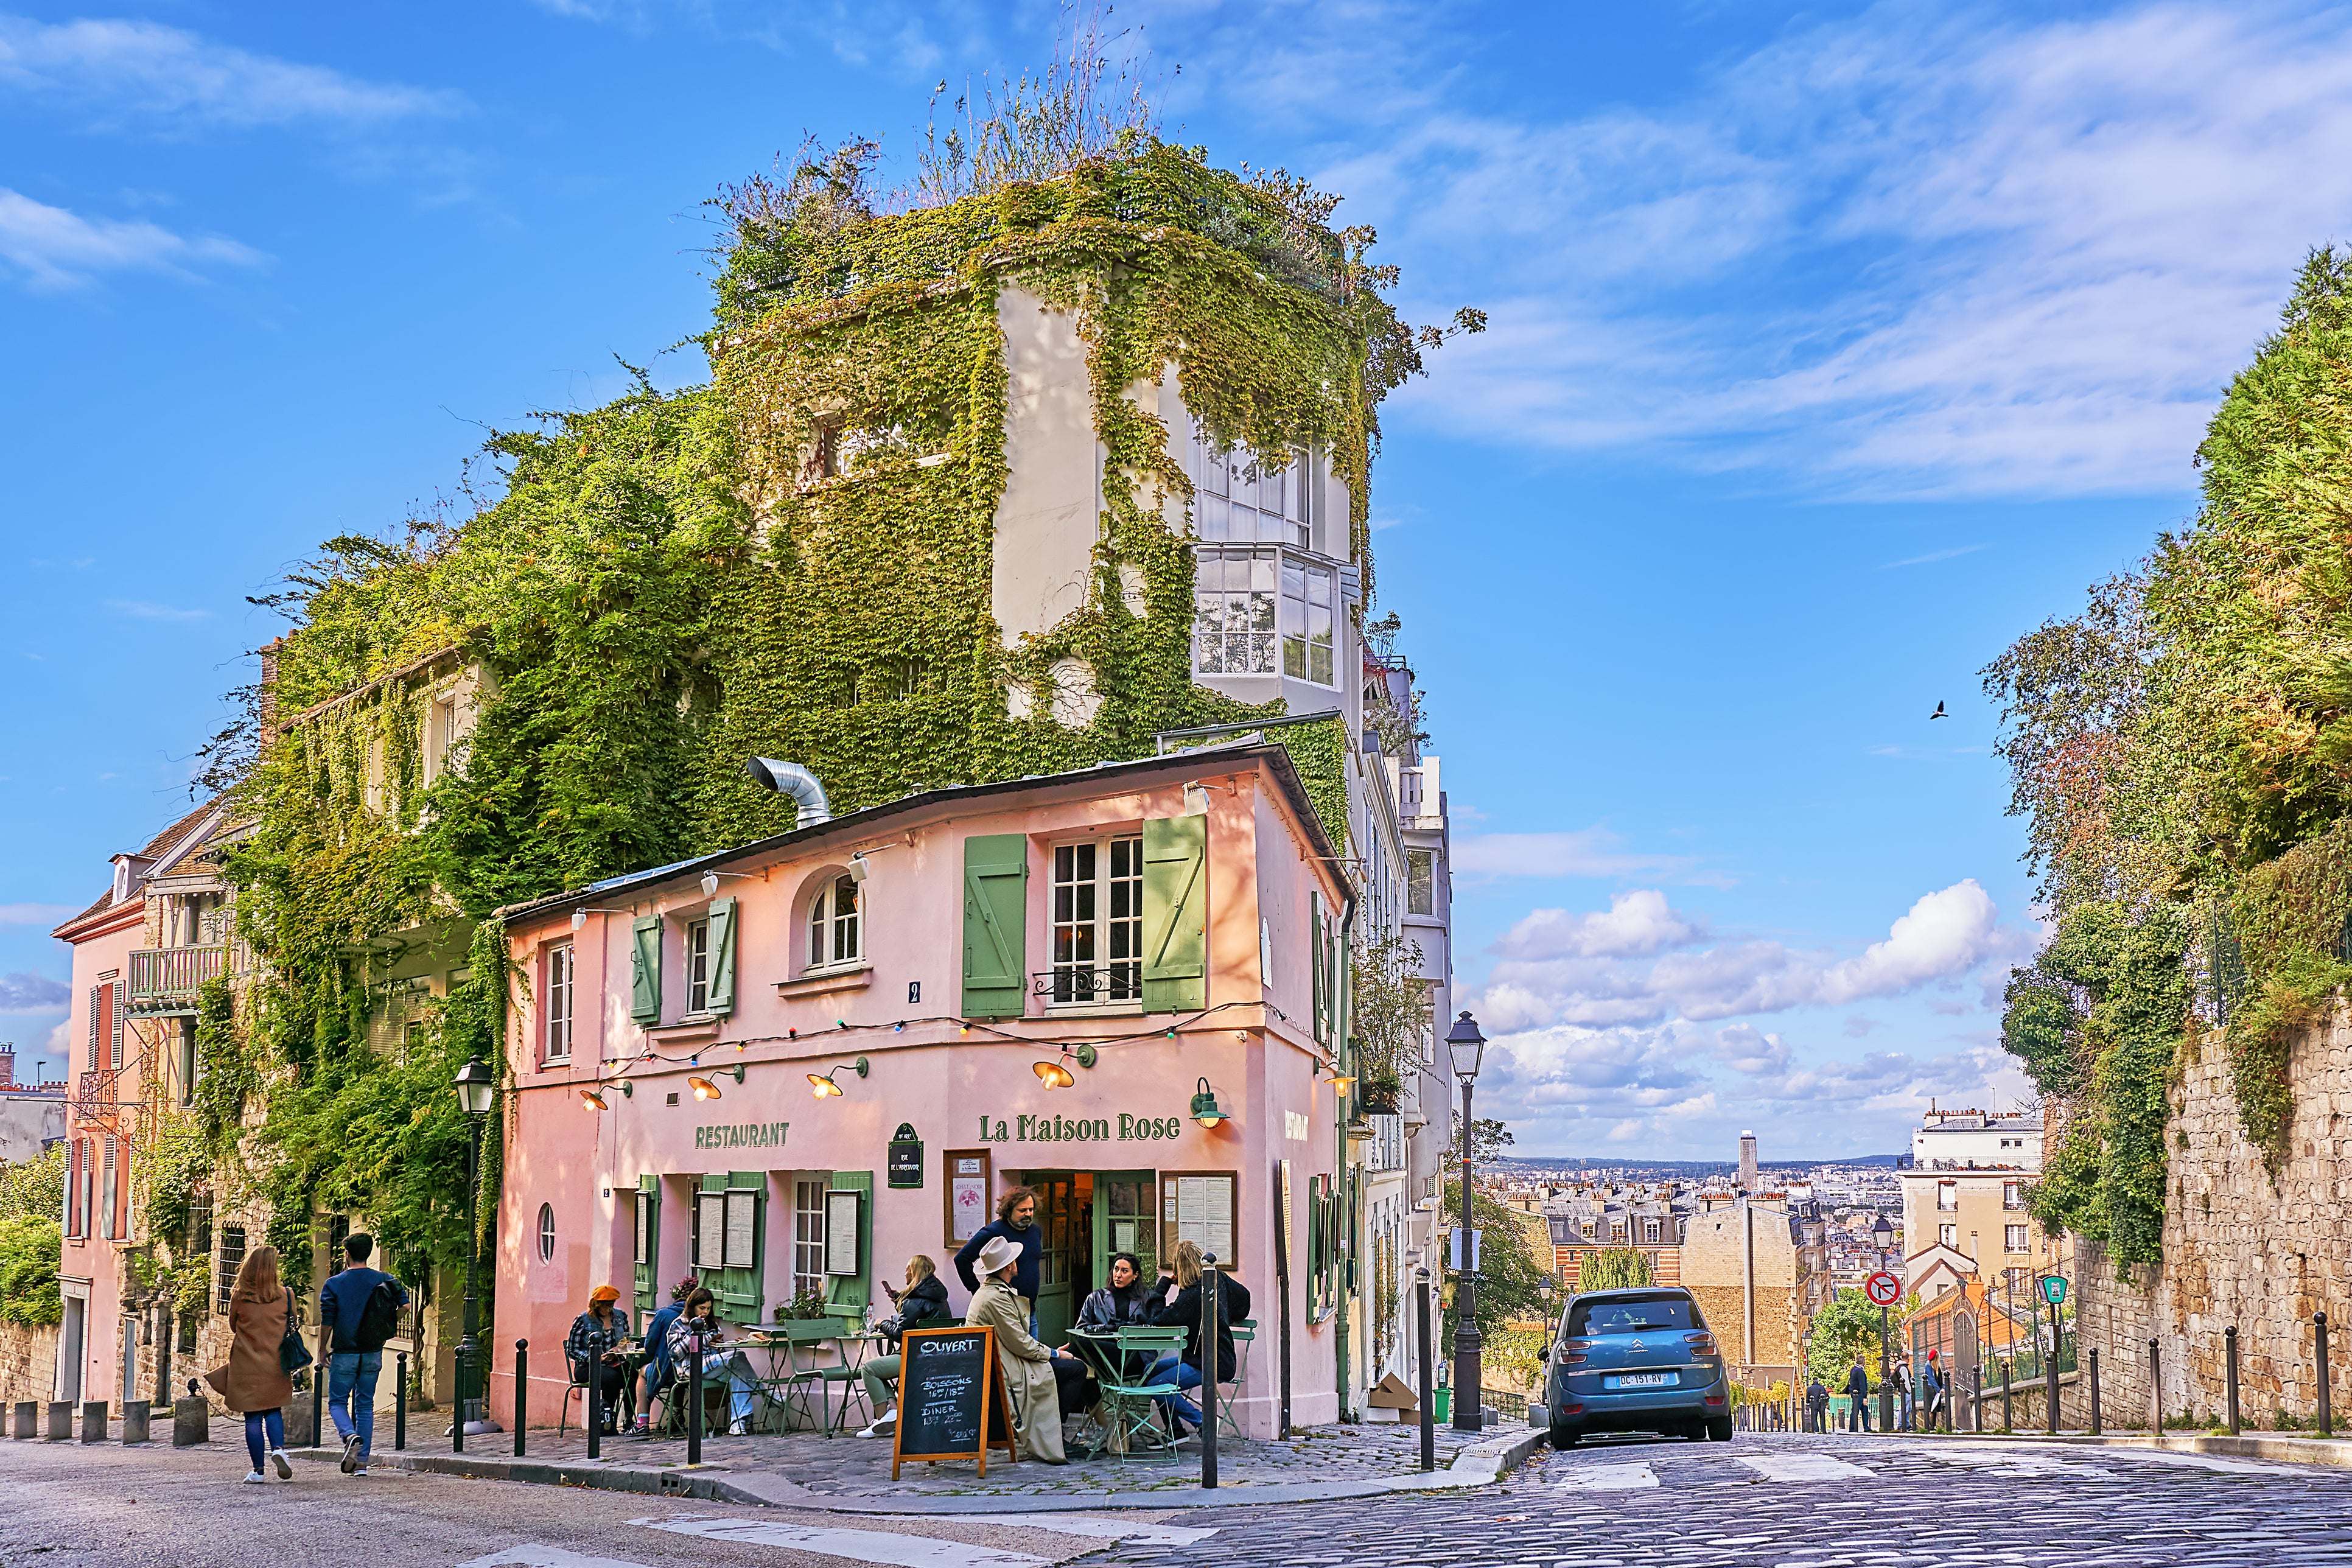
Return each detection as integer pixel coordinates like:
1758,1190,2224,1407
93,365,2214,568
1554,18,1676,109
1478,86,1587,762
768,1317,867,1435
1094,1326,1188,1465
1215,1318,1257,1443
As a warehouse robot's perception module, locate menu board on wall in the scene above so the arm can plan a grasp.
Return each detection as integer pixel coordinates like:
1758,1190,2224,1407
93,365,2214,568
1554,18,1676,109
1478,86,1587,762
945,1149,992,1246
695,1192,726,1269
1161,1171,1236,1263
722,1190,757,1269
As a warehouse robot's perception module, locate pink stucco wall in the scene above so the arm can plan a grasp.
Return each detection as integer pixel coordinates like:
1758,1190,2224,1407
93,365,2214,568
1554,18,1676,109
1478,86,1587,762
55,899,143,1409
489,754,1350,1437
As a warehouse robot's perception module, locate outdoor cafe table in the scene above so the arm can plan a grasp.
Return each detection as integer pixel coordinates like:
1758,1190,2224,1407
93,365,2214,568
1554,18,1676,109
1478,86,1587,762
742,1321,882,1435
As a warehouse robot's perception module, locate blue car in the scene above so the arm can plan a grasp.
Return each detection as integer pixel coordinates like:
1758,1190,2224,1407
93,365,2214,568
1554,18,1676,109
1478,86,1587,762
1542,1286,1731,1446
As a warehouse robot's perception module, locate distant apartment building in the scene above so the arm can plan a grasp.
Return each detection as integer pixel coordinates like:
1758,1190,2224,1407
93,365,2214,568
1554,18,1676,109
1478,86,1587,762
1542,1183,1692,1287
1897,1106,2058,1292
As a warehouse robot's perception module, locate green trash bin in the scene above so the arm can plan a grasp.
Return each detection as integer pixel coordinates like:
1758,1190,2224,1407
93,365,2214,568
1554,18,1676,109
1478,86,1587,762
1432,1387,1452,1423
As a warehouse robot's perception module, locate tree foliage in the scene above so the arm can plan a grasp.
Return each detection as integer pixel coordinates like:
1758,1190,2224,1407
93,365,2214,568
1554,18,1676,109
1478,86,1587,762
1577,1248,1653,1292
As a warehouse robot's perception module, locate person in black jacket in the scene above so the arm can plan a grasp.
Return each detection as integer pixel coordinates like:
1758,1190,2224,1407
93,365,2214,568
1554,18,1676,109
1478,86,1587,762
1143,1241,1251,1436
953,1187,1043,1315
855,1256,953,1438
1845,1357,1872,1431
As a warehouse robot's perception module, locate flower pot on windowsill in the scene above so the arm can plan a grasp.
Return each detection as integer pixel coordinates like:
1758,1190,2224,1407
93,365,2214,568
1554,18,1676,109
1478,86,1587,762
1345,1118,1376,1141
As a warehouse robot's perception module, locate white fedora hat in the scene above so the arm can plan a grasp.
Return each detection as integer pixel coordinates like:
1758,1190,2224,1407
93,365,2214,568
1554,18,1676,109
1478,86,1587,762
974,1235,1023,1280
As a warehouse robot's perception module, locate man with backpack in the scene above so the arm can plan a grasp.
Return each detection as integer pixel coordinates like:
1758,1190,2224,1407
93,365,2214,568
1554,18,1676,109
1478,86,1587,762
318,1233,409,1475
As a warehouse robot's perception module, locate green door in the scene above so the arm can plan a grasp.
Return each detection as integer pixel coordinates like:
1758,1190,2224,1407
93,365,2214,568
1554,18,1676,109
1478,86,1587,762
1029,1171,1078,1347
1091,1169,1160,1287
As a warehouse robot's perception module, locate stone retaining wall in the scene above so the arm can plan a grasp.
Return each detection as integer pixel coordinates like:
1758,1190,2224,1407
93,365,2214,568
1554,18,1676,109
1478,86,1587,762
0,1320,58,1404
2072,1015,2352,1429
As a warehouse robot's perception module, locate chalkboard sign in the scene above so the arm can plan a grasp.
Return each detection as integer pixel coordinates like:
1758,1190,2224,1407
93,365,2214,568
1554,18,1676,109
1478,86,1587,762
890,1325,1017,1479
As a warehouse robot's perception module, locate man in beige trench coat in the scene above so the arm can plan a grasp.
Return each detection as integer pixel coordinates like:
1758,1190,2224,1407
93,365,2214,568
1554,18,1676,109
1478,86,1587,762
963,1234,1076,1465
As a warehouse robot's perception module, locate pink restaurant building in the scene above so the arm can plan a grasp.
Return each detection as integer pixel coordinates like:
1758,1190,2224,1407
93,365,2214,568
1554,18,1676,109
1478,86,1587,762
489,741,1354,1437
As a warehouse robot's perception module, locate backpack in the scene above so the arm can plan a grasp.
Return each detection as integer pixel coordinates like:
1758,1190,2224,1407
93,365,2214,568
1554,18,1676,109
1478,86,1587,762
352,1278,403,1353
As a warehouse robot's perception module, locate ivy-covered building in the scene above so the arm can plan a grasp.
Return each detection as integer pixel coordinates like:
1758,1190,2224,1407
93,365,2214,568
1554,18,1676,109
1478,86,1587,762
52,142,1463,1432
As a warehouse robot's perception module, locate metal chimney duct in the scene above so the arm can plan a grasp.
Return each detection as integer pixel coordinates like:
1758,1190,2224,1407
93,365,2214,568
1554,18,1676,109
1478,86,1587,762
746,757,833,828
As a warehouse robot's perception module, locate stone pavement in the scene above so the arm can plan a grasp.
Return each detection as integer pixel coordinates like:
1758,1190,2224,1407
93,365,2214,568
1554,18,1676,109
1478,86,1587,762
1080,1428,2352,1567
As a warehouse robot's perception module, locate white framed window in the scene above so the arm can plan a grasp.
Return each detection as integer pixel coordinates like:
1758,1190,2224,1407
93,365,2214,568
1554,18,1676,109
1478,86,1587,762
793,1178,827,1302
806,875,861,973
537,1203,556,1263
685,918,711,1015
544,944,573,1062
1050,836,1144,1004
1936,1184,1958,1211
1192,427,1311,547
2002,1181,2023,1211
2005,1224,2030,1254
1938,1222,1956,1248
1193,547,1337,686
424,691,461,783
1643,1218,1661,1244
1407,850,1435,916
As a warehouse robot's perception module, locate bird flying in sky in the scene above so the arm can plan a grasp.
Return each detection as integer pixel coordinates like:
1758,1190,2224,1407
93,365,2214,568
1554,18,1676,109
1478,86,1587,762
1929,701,1947,719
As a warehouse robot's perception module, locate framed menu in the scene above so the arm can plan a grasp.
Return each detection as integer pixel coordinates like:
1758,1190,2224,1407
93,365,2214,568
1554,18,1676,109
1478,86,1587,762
1160,1170,1237,1265
944,1149,992,1247
825,1189,864,1275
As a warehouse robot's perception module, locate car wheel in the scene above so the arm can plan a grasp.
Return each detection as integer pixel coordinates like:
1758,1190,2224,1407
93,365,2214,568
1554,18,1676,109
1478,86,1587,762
1707,1417,1734,1443
1682,1423,1707,1441
1549,1426,1580,1449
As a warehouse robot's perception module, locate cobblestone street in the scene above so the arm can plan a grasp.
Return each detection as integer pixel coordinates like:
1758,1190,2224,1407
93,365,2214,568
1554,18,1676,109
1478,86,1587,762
1080,1432,2352,1567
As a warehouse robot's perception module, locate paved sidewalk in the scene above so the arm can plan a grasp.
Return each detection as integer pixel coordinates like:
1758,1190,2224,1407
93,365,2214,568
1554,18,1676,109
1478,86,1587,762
284,1415,1541,1513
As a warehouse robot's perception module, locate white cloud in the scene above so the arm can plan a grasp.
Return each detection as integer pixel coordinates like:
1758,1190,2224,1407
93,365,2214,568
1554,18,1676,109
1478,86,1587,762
105,598,212,621
1493,890,1703,961
0,188,262,290
1452,828,1709,883
0,903,71,925
0,15,466,127
1479,880,2007,1030
1285,1,2352,498
0,971,67,1010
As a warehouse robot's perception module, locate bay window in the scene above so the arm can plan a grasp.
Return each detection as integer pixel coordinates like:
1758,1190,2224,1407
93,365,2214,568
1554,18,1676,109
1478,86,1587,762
1194,546,1337,686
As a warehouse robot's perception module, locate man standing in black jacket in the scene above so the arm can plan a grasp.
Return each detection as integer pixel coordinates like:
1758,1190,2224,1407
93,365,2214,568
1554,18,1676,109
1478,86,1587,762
954,1188,1043,1321
1845,1357,1872,1431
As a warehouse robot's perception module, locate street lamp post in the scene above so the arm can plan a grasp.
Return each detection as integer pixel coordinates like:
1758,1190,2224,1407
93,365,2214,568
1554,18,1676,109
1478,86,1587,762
1446,1010,1486,1433
452,1057,496,1454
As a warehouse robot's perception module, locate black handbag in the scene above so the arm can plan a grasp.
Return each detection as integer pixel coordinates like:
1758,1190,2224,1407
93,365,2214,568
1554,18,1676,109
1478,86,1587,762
279,1291,315,1375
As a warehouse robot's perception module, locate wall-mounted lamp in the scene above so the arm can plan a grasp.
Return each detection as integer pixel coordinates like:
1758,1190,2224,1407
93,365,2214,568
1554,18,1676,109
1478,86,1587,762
1189,1076,1228,1130
808,1057,870,1099
579,1080,634,1111
699,869,755,900
688,1063,746,1102
847,850,872,885
571,906,627,933
1032,1043,1099,1088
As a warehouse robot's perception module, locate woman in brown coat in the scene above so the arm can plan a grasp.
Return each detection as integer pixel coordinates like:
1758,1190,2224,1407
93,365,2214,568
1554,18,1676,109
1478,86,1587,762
219,1245,295,1482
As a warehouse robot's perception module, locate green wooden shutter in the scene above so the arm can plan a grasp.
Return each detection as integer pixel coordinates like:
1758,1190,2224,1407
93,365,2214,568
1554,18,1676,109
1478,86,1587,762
1142,814,1208,1013
698,1171,765,1324
634,1175,660,1317
962,834,1028,1018
631,916,662,1023
1309,891,1327,1045
707,897,737,1016
824,1169,873,1314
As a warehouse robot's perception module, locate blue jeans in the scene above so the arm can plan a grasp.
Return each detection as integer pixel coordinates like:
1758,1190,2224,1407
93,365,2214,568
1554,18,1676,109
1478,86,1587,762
327,1350,383,1455
694,1353,757,1426
1144,1353,1203,1426
243,1409,284,1471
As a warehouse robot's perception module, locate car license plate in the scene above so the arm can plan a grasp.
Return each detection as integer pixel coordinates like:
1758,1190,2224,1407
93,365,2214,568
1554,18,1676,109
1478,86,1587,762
1610,1372,1674,1389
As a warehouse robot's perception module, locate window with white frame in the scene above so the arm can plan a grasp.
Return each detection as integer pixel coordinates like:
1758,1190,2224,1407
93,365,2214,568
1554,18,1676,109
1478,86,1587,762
545,943,573,1062
793,1179,827,1302
2005,1223,2030,1254
2002,1181,2023,1210
1407,850,1435,916
807,875,861,972
1192,548,1338,686
1939,1222,1957,1248
1051,837,1144,1003
1191,425,1311,547
1643,1217,1661,1244
1936,1183,1958,1211
685,918,711,1015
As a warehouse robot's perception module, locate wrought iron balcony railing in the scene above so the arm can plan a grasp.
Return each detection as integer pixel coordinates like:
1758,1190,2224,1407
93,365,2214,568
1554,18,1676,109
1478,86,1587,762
128,945,228,1010
1031,967,1143,1005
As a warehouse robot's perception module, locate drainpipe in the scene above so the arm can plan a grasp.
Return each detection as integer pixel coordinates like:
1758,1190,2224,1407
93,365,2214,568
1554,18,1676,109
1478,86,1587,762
1743,1201,1755,1367
1334,885,1359,1423
745,758,832,827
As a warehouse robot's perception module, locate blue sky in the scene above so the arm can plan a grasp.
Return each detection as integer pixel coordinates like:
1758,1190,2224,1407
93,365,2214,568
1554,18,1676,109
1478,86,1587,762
5,0,2347,1156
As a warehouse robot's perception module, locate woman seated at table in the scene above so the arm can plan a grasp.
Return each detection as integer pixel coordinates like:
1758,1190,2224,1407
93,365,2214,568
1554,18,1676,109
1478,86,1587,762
1145,1241,1251,1438
964,1235,1084,1464
665,1286,761,1436
853,1255,953,1438
564,1284,633,1434
1076,1251,1152,1332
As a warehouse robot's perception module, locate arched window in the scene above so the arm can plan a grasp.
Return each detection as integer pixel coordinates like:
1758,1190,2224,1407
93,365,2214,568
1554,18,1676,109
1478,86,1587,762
807,873,861,972
537,1203,556,1263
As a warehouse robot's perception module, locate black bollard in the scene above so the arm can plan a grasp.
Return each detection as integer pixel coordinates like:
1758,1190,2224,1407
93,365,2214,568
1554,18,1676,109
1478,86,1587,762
312,1319,327,1451
2225,1326,2240,1435
1200,1253,1219,1489
2320,1312,2334,1438
2089,1347,2101,1435
2149,1338,2162,1435
395,1351,408,1451
516,1341,528,1457
1416,1272,1435,1472
2001,1364,2012,1433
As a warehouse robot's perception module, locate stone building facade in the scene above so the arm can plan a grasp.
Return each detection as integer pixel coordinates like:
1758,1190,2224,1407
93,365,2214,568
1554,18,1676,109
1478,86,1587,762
2073,1015,2352,1428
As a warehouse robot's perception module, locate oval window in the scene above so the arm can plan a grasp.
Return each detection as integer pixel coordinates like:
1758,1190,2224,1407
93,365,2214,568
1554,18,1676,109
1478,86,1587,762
537,1202,556,1263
